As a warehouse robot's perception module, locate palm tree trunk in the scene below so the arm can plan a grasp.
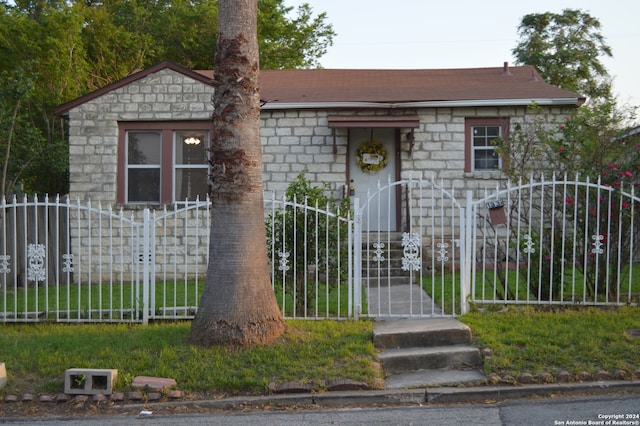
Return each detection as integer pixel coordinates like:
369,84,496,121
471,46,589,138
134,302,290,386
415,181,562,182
190,0,284,347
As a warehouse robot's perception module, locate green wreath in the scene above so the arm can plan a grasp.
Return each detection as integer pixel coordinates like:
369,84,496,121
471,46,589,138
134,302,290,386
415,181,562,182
356,140,388,173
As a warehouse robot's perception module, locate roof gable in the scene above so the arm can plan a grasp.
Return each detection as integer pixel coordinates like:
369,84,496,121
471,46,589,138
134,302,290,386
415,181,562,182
55,62,214,116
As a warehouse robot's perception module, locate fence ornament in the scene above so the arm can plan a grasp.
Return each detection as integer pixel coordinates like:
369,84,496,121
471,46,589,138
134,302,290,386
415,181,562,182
591,234,605,255
372,242,385,262
522,234,535,254
437,242,449,262
401,232,422,272
27,243,46,282
62,254,74,273
0,254,10,274
278,250,291,272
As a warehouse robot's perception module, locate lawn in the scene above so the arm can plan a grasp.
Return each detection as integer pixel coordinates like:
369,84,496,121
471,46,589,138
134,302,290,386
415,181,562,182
0,320,377,396
0,307,639,397
0,279,353,321
422,263,640,315
460,306,640,379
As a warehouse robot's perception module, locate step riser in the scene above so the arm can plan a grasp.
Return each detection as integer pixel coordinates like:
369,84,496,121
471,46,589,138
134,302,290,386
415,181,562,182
379,348,481,374
374,328,471,349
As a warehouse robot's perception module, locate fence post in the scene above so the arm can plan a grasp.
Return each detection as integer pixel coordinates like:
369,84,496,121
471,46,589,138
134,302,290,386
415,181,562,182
460,191,473,315
141,208,150,325
352,198,362,319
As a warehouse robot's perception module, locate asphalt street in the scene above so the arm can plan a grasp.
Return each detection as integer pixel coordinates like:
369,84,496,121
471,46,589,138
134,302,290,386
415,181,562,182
1,394,638,425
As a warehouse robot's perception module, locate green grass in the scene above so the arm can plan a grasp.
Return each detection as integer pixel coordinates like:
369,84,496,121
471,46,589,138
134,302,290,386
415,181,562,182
422,264,640,314
1,307,639,397
460,306,640,379
0,320,377,396
272,281,353,318
1,279,351,320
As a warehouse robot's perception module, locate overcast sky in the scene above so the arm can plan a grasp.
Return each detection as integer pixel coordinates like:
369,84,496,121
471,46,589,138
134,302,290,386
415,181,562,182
286,0,640,107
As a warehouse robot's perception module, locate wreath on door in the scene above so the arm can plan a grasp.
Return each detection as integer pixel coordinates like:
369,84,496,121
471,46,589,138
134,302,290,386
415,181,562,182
356,140,388,173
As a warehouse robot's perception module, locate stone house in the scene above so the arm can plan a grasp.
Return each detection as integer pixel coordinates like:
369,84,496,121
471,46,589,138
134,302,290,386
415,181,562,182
55,61,584,232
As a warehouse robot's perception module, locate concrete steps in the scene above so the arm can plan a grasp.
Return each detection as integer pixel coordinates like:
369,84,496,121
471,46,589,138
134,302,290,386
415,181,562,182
374,318,485,389
362,233,418,286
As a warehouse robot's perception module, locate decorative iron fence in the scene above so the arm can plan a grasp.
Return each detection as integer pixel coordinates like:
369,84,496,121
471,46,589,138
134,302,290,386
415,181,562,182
469,175,640,307
1,175,638,324
0,195,210,324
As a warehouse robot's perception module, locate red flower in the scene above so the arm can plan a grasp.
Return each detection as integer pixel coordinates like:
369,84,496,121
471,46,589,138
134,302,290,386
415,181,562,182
565,198,574,204
557,147,565,153
622,202,630,209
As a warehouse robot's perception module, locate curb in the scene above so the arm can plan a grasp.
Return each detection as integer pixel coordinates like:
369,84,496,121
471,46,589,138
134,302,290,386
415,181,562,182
119,380,640,413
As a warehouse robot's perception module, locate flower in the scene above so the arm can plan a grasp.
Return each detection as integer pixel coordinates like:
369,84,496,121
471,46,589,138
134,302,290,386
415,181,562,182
622,202,630,209
557,147,565,153
621,171,633,178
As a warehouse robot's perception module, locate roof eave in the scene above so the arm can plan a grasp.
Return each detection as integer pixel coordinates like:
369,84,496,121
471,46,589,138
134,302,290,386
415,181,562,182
261,98,585,110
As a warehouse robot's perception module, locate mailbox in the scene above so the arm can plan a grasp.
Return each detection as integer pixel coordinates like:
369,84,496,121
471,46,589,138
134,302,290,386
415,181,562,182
486,199,506,225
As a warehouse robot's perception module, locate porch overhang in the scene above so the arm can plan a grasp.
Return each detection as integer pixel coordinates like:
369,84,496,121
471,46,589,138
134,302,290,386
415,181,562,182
327,115,420,154
327,115,420,129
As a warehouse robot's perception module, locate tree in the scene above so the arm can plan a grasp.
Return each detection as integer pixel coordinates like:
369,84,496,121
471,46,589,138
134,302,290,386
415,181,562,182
512,9,613,101
0,67,43,198
258,0,334,69
0,0,334,195
190,0,284,347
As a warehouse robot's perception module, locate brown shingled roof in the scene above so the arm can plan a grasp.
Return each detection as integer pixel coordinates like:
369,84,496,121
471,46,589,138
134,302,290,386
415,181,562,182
55,62,583,116
257,66,583,104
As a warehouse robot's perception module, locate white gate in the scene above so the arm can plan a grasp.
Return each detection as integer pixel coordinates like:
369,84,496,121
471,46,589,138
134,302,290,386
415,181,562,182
353,177,467,318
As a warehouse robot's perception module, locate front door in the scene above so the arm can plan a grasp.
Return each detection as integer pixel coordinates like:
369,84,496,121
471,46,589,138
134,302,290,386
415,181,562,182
348,128,398,231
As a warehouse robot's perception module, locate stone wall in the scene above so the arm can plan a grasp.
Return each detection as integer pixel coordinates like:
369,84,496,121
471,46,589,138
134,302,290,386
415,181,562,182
67,67,572,206
68,68,215,205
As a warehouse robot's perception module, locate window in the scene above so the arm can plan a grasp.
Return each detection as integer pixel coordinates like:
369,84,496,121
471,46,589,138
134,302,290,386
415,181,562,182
118,122,212,204
464,118,508,172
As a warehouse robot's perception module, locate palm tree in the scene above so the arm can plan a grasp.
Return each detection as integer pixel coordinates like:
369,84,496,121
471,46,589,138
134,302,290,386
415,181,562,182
190,0,284,347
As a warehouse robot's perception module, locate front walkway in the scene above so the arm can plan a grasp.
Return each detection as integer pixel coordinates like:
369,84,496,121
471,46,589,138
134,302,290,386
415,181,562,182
366,285,442,318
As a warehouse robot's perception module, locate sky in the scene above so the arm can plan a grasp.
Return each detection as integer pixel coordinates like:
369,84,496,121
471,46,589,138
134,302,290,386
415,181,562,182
286,0,640,107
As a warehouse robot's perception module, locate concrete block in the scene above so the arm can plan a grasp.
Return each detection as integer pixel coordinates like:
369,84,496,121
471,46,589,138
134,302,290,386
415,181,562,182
0,362,6,389
131,376,176,392
64,368,118,395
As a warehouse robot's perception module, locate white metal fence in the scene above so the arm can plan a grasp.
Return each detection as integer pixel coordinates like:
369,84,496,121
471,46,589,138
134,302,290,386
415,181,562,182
0,195,210,324
1,175,638,324
470,175,640,306
266,195,353,319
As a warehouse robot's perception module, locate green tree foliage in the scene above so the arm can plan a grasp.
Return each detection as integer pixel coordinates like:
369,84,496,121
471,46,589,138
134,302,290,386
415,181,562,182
512,9,613,101
258,0,334,69
0,0,334,194
0,67,45,198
